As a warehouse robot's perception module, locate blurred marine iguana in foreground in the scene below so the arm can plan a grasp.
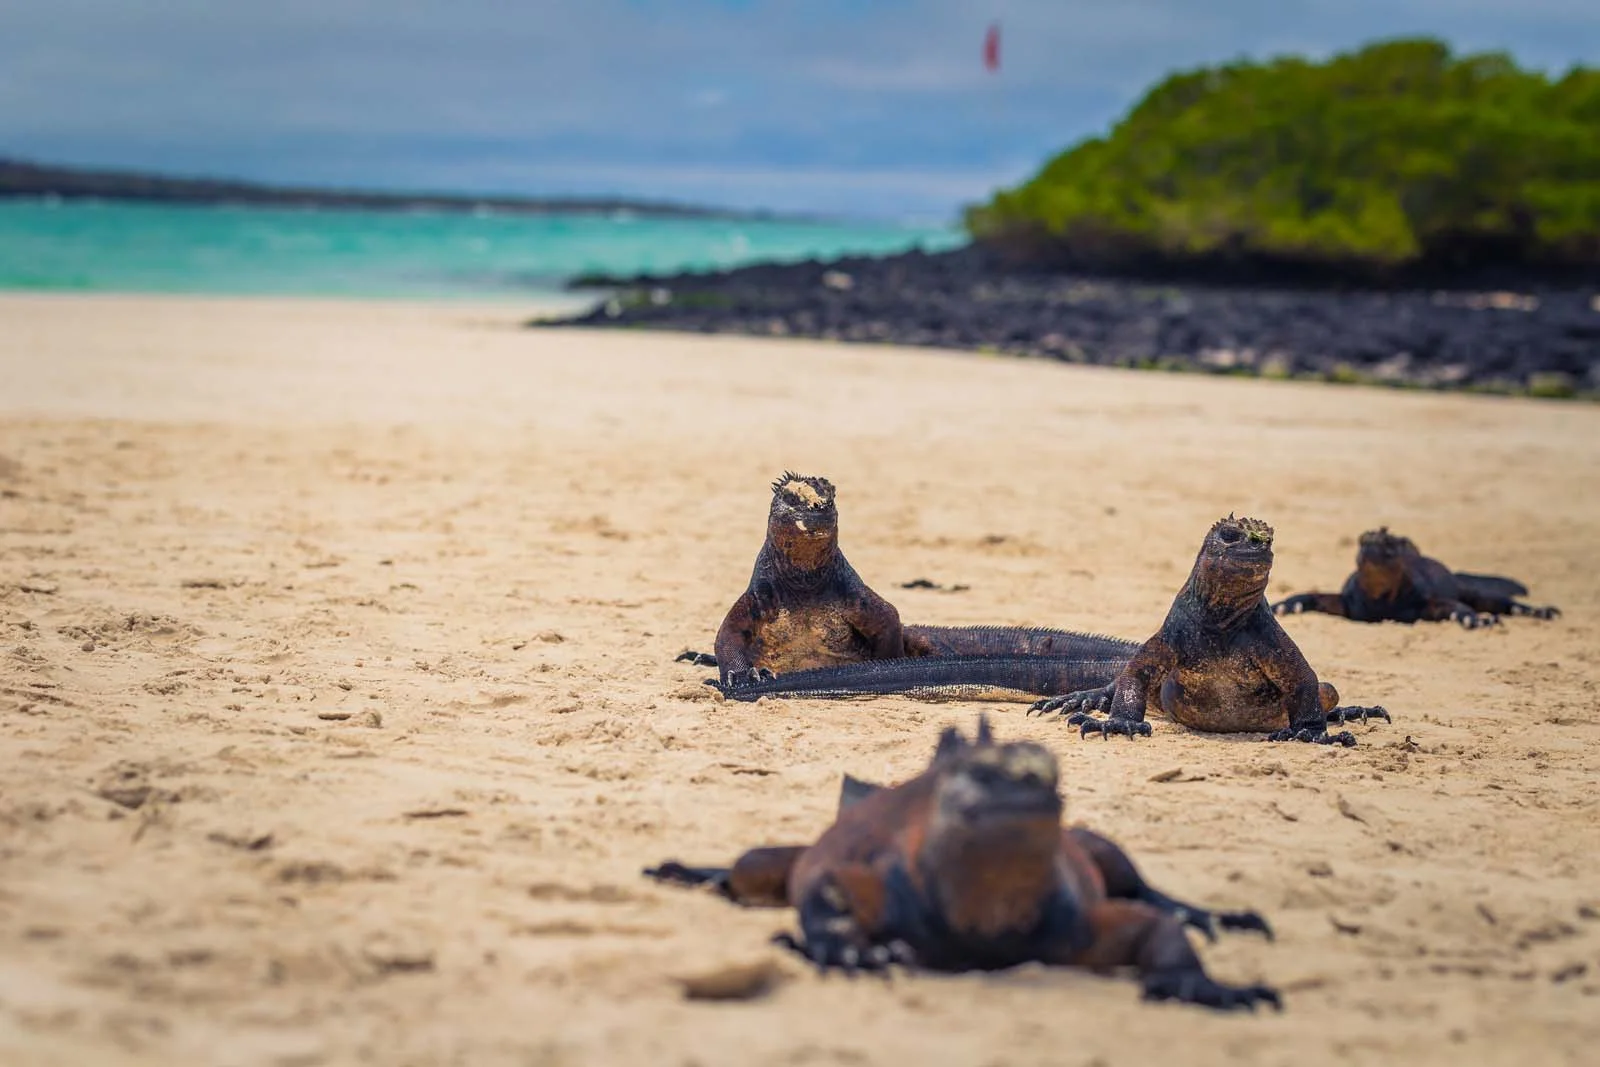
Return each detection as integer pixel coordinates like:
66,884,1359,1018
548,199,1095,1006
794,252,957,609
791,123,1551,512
644,715,1280,1011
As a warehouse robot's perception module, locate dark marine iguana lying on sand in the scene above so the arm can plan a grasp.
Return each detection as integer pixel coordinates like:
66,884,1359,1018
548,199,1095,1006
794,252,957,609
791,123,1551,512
644,716,1279,1011
677,472,1137,688
1029,515,1390,746
1270,526,1560,628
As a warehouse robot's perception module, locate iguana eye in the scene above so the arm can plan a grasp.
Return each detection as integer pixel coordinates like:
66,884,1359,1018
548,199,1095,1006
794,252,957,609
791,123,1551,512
1217,527,1243,544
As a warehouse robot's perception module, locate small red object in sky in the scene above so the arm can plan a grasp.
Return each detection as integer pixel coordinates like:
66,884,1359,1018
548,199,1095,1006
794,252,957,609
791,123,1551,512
983,22,1000,72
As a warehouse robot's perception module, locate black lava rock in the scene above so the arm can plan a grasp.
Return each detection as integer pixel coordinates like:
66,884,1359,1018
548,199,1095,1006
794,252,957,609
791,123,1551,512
537,246,1600,396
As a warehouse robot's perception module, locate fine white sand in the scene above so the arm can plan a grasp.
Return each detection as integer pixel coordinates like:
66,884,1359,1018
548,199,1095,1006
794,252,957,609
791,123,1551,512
2,292,1597,1067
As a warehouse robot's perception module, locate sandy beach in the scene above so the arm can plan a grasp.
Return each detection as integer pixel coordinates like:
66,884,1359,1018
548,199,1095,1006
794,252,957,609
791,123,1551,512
2,292,1597,1067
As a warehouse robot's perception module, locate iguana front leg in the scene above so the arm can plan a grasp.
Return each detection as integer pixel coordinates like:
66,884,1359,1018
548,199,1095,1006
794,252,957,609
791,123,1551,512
842,590,908,662
1270,592,1346,617
1422,597,1499,629
1027,683,1114,718
1030,642,1169,739
711,590,778,687
776,865,914,974
1264,678,1357,746
1029,682,1152,738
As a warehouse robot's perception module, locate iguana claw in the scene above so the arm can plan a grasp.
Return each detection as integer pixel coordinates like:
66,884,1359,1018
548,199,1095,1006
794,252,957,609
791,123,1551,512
1326,705,1390,726
1071,713,1152,740
1142,970,1283,1013
1029,684,1112,718
771,931,909,977
1451,607,1499,629
725,667,777,688
1267,727,1356,747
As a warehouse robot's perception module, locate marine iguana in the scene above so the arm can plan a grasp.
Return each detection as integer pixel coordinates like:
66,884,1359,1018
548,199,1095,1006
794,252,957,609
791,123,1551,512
1029,516,1390,746
644,716,1279,1010
677,473,1137,688
1270,526,1560,628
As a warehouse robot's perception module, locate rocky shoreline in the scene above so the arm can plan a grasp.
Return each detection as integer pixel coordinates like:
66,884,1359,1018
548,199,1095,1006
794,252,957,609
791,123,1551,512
539,245,1600,397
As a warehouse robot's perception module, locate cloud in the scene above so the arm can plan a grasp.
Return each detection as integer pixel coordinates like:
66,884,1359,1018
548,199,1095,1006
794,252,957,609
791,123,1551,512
2,0,1595,216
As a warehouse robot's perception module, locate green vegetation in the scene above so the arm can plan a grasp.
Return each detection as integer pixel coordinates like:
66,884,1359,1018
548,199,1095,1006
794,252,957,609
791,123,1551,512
967,38,1600,278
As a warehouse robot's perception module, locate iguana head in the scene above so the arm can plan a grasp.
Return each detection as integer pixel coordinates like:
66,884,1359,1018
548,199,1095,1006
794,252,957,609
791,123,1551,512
929,715,1062,827
766,472,839,570
1185,514,1276,618
920,716,1066,939
1356,527,1418,564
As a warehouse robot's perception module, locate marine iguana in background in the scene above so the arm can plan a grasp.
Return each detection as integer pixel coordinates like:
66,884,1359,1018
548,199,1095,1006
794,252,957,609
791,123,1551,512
1270,526,1560,628
678,473,1137,688
1029,516,1390,746
644,716,1279,1011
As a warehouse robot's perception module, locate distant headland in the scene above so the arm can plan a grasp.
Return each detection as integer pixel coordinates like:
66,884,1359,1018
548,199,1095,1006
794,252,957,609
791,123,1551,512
0,156,769,221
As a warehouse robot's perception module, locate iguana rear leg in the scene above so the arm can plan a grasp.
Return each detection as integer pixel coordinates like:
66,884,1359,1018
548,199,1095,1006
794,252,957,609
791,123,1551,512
643,845,805,907
1460,592,1560,621
1063,902,1281,1013
1068,827,1272,943
675,650,718,667
645,861,734,895
1453,574,1559,620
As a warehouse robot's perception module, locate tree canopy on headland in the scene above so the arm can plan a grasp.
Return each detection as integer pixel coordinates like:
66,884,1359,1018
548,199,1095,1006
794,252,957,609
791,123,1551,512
966,38,1600,281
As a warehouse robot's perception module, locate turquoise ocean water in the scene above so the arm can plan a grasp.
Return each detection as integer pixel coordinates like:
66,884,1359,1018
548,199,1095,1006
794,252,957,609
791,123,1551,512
0,199,964,302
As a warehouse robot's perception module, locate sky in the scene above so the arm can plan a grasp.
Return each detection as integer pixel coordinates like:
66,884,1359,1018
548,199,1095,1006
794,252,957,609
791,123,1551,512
1,0,1596,220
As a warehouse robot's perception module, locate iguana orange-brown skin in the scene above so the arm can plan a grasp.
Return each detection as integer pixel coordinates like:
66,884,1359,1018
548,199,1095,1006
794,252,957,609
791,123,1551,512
1030,516,1390,746
1270,526,1560,628
645,716,1280,1011
677,473,1137,688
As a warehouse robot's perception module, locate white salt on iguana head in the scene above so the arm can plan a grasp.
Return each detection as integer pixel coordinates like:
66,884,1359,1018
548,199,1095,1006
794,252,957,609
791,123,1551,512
770,472,836,511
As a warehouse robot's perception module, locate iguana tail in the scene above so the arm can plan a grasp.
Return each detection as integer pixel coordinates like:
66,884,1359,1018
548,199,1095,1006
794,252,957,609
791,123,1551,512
708,654,1130,703
1451,572,1529,600
904,624,1139,659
